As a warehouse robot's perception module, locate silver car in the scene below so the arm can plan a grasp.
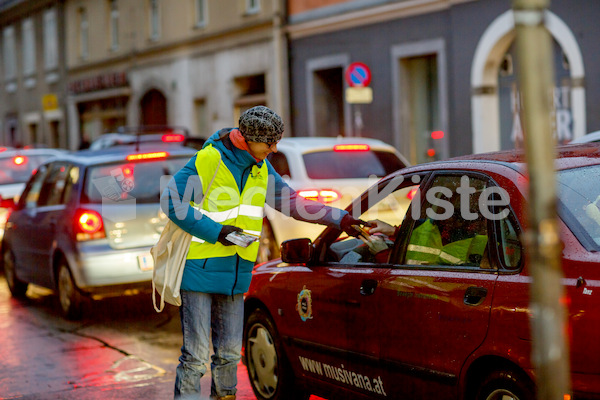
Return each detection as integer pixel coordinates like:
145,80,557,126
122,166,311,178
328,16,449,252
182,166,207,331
1,145,195,319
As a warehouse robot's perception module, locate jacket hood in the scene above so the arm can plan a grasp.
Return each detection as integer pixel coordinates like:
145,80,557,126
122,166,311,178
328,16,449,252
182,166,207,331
204,129,263,170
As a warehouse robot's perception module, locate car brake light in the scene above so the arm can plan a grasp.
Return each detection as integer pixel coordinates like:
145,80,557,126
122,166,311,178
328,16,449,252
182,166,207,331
75,209,106,241
13,155,27,165
333,144,370,152
162,133,185,143
298,189,341,203
126,151,168,161
0,147,7,152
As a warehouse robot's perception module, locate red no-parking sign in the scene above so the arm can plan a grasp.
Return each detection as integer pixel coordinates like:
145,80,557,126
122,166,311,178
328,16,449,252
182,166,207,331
345,62,371,87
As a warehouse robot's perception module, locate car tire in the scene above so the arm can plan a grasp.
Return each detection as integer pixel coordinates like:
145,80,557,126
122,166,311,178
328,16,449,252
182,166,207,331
256,218,280,264
3,248,28,298
475,369,535,400
244,308,309,400
57,260,83,320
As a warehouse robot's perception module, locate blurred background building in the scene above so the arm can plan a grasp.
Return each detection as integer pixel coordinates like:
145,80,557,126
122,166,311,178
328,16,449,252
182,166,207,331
1,0,599,162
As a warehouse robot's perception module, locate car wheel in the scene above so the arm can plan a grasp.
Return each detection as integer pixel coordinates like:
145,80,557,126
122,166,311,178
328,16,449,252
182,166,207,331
475,369,535,400
244,308,309,400
256,218,280,264
57,260,83,320
3,248,28,298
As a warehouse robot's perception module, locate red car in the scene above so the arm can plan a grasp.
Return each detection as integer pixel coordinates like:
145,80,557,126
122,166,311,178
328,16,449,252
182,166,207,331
243,144,600,400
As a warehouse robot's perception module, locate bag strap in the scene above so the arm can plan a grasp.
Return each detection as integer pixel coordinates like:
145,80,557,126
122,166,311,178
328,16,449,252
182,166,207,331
152,152,222,312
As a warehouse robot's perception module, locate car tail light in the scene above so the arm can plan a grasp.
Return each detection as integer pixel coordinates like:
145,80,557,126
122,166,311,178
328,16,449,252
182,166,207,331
126,151,168,161
333,144,370,152
13,155,27,165
162,133,185,143
298,189,341,203
0,147,7,152
74,209,106,241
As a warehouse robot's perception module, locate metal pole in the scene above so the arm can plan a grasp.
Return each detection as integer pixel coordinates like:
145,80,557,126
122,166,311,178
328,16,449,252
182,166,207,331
512,0,571,399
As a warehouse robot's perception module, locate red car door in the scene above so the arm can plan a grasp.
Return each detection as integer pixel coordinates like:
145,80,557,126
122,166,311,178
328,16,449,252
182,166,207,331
270,259,387,397
377,173,500,399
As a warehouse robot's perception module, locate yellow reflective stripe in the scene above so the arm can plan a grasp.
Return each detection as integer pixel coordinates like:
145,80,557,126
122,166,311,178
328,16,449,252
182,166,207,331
407,244,440,255
439,251,463,265
191,205,263,222
239,204,264,218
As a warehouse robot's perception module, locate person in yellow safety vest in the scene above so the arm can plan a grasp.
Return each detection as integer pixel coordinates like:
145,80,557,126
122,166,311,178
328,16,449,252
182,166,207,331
161,106,364,400
405,219,488,266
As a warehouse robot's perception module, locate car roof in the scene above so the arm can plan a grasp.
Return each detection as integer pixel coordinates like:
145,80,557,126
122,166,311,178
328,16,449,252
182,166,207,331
42,145,196,167
570,130,600,144
0,148,67,158
276,136,398,152
392,143,600,177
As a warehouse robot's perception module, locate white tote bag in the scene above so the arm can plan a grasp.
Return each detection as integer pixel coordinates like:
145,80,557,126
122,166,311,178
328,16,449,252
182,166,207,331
151,154,220,312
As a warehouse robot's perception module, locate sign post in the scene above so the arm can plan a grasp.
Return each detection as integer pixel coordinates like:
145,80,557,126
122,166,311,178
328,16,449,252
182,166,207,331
345,62,372,137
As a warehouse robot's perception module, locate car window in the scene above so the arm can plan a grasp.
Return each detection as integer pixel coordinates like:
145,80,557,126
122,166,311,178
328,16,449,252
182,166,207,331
497,216,522,270
0,154,58,185
303,150,404,179
557,165,600,251
82,156,189,204
38,163,72,207
324,174,420,264
20,164,50,209
401,174,493,269
267,152,291,178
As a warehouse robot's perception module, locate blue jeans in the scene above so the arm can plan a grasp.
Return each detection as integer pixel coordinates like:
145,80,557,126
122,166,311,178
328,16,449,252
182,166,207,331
174,291,244,399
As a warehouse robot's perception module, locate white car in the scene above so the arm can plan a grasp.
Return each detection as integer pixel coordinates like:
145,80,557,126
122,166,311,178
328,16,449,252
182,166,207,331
570,130,600,144
0,148,67,240
258,137,410,263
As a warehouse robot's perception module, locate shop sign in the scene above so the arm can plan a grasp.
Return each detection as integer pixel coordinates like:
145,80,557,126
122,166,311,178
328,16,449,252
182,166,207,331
69,72,128,94
42,94,59,111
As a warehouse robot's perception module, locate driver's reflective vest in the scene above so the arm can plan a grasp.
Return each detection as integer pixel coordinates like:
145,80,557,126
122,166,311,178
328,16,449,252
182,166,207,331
187,144,268,262
406,219,488,265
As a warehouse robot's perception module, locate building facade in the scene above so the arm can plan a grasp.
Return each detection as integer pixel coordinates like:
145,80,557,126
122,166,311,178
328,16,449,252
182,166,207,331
65,0,289,149
0,0,68,148
287,0,599,164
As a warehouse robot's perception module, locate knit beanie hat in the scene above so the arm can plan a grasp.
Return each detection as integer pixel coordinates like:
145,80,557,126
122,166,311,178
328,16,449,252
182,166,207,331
239,106,284,143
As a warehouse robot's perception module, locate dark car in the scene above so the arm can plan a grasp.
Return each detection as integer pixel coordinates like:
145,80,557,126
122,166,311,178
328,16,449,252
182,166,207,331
243,143,600,400
1,144,195,319
89,126,206,151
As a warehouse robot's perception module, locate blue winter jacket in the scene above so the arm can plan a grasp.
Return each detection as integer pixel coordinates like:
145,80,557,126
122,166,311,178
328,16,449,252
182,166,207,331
160,129,348,295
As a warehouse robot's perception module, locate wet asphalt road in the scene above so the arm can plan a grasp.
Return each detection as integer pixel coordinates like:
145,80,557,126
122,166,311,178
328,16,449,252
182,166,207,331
0,275,258,400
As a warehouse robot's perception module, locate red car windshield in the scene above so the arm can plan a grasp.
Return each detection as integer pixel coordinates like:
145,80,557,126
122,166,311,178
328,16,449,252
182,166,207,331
558,164,600,251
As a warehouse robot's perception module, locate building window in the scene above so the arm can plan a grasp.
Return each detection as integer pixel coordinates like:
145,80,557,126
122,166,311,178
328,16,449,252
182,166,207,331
3,26,17,80
79,8,89,59
195,0,207,27
22,18,36,76
246,0,260,14
109,0,119,50
149,0,160,41
43,8,58,70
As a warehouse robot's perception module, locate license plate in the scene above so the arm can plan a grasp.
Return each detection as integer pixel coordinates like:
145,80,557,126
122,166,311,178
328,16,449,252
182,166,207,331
138,253,154,271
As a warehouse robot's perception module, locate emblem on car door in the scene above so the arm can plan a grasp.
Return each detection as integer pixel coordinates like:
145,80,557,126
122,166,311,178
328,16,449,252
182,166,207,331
296,285,313,321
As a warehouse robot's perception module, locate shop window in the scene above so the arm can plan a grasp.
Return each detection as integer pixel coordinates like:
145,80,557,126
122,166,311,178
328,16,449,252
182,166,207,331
313,67,344,137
